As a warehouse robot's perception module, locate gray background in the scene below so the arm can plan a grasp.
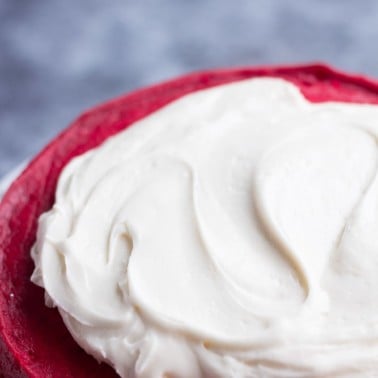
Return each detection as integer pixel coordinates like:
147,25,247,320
1,0,378,178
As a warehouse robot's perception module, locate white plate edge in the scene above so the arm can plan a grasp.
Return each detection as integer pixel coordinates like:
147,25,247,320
0,161,29,201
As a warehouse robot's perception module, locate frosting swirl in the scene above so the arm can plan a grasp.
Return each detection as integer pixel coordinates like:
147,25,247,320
32,78,378,377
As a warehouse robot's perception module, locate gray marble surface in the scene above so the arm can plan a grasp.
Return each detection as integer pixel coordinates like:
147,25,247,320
1,0,378,178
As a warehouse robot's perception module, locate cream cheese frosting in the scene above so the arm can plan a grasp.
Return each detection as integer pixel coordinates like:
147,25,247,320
32,78,378,377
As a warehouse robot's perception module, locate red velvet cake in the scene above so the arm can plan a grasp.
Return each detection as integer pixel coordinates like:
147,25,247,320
1,64,378,377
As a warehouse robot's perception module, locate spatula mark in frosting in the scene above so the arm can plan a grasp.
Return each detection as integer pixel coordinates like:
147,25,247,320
253,124,378,311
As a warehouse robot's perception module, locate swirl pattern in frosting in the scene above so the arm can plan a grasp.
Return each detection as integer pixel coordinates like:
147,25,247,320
32,78,378,377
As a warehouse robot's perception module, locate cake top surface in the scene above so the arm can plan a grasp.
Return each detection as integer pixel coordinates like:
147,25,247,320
1,65,378,377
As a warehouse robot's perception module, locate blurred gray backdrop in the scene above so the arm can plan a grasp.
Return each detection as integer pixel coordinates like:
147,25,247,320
1,0,378,178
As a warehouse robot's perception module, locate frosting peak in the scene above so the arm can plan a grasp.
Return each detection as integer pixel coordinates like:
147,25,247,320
32,78,378,377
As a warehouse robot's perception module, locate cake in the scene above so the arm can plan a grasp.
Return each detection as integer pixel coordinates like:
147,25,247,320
1,64,378,377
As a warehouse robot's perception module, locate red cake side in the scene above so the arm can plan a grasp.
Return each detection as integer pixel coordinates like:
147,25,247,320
0,64,378,377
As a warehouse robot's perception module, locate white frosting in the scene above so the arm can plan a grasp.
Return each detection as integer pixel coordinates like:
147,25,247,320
32,78,378,377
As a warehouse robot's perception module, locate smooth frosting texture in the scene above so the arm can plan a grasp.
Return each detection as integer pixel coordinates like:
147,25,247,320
32,78,378,377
